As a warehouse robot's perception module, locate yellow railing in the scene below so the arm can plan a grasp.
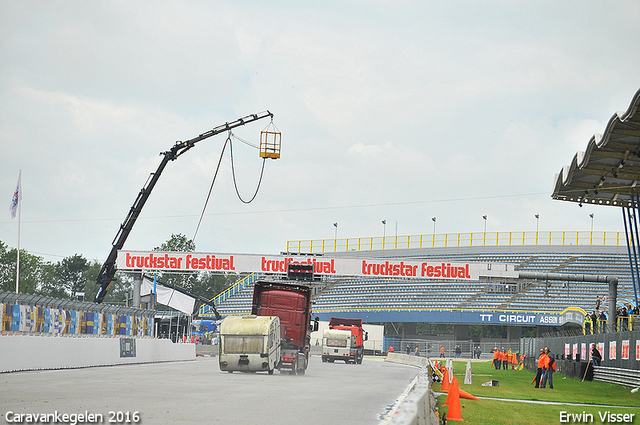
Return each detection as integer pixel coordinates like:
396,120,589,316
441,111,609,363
286,231,623,254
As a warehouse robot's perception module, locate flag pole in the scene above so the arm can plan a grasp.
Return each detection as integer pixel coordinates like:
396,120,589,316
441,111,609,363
9,170,22,293
16,194,20,293
15,170,21,293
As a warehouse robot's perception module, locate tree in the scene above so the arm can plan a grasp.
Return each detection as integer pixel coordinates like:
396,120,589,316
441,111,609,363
0,242,44,294
152,233,198,292
191,272,238,301
155,234,195,252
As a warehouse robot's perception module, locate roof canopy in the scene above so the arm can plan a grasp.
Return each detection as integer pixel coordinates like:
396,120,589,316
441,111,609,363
552,88,640,207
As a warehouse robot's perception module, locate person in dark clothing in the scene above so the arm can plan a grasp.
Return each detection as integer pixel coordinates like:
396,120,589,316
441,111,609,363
591,345,602,366
541,347,555,389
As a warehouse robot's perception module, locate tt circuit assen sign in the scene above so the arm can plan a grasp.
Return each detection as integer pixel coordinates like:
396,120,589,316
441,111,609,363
115,251,513,280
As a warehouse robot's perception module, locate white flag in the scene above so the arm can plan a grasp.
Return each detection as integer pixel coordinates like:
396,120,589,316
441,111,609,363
9,171,21,219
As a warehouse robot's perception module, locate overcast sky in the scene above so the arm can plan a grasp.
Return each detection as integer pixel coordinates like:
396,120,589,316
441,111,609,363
1,1,640,264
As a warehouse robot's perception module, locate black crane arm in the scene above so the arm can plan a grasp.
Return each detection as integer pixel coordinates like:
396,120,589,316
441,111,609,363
94,111,273,303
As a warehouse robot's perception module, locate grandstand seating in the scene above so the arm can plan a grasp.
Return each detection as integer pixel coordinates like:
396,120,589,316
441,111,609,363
215,245,639,318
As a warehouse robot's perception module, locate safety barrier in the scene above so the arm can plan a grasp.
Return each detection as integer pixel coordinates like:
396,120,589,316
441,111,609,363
379,353,439,425
0,334,195,372
0,291,154,337
287,230,624,253
593,366,640,388
583,316,639,334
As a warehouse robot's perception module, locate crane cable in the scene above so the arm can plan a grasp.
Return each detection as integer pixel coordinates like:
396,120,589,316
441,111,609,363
193,132,266,242
230,134,267,205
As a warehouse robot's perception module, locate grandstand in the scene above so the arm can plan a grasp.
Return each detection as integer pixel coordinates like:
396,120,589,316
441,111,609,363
211,242,636,336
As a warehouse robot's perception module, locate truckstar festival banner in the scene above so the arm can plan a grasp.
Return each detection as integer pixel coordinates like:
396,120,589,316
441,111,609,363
115,251,504,280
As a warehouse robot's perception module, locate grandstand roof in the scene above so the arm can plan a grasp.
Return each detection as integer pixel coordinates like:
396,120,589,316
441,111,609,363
552,88,640,207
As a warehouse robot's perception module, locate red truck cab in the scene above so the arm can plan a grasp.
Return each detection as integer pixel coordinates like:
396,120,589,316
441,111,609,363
251,280,318,374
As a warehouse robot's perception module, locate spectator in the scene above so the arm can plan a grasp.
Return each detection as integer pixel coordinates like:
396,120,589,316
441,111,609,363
599,311,607,333
535,348,546,388
541,347,555,389
591,344,601,366
455,345,462,358
440,346,445,358
621,307,629,331
493,347,500,370
406,344,411,355
584,314,591,334
415,346,419,356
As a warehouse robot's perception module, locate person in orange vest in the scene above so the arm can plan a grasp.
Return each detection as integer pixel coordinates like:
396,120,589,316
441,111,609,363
501,349,508,370
493,347,500,370
541,347,555,389
440,346,445,358
534,348,547,388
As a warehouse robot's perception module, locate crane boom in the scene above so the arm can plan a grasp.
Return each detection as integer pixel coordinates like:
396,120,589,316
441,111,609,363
94,111,273,303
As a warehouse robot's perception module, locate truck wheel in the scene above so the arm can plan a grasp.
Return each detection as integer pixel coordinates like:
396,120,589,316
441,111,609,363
357,353,363,364
268,369,274,375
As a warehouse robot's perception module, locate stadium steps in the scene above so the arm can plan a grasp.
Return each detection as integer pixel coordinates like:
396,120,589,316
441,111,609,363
495,281,537,310
514,255,538,270
549,255,581,272
454,291,485,309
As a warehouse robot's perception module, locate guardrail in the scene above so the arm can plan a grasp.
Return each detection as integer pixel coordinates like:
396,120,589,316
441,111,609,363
593,366,640,388
198,273,264,317
287,230,623,253
379,353,439,425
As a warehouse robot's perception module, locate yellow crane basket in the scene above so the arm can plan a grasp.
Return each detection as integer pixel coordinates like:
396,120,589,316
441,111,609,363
260,121,281,159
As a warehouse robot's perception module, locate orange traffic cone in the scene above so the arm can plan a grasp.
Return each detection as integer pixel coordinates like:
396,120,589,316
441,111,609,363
444,376,455,406
458,388,480,401
446,377,463,421
441,367,450,392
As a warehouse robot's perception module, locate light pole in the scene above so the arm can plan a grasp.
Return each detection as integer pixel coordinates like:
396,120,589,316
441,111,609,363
431,217,436,234
333,222,338,240
535,214,539,233
589,213,594,232
482,215,487,233
382,220,386,249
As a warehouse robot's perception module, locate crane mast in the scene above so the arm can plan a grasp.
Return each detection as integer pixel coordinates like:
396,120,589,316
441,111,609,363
94,111,274,303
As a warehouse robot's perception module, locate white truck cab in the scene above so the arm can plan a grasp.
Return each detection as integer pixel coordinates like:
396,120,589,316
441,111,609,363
321,328,355,363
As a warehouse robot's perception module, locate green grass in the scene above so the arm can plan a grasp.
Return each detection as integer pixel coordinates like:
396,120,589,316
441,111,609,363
433,361,640,424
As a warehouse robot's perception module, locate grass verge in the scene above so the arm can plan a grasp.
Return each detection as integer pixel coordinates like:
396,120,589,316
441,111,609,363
432,360,640,424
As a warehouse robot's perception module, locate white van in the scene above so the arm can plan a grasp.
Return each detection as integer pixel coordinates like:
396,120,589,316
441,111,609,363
219,315,280,374
321,328,354,363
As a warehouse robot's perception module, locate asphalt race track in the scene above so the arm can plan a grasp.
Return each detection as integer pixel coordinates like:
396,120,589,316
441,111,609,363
1,355,418,425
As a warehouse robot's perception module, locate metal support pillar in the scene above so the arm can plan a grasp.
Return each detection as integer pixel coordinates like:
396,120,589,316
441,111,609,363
133,272,141,309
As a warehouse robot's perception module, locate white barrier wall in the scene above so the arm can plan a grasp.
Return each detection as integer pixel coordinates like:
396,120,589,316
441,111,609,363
380,353,439,425
0,336,195,373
